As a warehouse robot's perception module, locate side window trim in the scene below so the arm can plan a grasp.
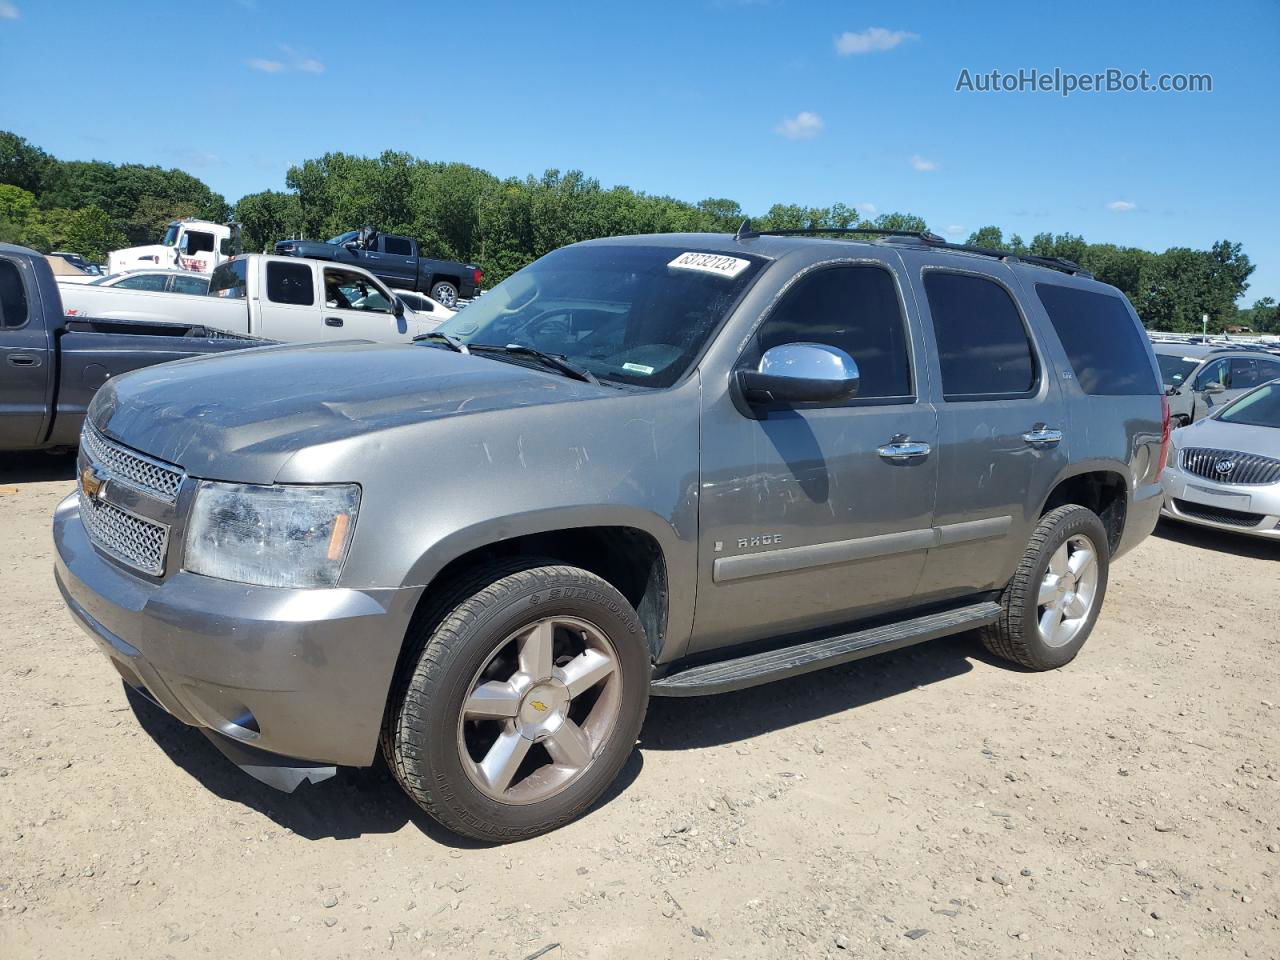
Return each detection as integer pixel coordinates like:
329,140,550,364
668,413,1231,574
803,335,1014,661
920,265,1043,403
732,258,919,408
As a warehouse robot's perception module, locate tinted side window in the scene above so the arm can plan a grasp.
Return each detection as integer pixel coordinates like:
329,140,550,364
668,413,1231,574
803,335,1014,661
1256,359,1280,384
924,272,1036,400
185,231,215,254
1196,358,1228,390
266,261,315,306
382,235,413,256
1035,283,1159,395
116,274,168,292
0,260,29,329
753,265,911,399
209,259,248,300
171,274,210,295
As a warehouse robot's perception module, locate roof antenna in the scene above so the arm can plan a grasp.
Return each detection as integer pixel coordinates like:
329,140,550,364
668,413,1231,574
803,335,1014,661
735,218,759,241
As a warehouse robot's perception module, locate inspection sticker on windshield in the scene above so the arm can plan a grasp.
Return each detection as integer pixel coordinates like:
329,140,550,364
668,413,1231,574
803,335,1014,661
668,251,751,278
622,362,655,375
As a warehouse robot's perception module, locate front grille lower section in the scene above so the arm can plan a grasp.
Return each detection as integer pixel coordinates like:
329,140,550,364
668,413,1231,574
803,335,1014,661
1171,498,1266,529
80,423,183,503
77,488,168,575
1181,447,1280,486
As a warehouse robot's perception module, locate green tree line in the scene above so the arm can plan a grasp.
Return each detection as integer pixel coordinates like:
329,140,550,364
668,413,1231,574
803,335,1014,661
2,130,1271,332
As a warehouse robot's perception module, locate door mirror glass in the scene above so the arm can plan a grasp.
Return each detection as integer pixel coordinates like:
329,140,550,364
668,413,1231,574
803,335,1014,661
738,342,861,405
393,296,405,317
1203,381,1226,394
177,233,190,254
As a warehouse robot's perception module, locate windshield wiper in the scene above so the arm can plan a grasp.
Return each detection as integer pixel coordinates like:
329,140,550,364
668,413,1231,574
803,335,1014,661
413,330,469,353
470,343,599,385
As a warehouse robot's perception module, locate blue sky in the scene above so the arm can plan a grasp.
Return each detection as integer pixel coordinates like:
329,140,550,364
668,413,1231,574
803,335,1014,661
2,0,1277,300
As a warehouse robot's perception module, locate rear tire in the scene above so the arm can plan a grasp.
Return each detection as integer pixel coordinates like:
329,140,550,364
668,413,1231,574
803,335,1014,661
981,505,1110,671
383,563,650,842
430,281,459,308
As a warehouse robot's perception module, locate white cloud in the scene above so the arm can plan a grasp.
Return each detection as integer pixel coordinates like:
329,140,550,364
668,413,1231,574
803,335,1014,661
1107,200,1137,212
857,202,877,216
775,111,824,140
834,27,918,56
0,1,20,19
910,154,938,172
248,45,325,74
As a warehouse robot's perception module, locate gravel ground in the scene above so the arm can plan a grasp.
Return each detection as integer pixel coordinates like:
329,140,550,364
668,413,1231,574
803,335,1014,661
1,451,1278,959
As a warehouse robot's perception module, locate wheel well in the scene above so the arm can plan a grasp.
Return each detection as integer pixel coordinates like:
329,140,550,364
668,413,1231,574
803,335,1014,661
429,275,461,290
417,527,668,658
1041,472,1128,553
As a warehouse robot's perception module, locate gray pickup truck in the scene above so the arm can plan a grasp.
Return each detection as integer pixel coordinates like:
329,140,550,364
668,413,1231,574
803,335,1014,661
53,227,1167,842
274,227,481,308
0,243,265,452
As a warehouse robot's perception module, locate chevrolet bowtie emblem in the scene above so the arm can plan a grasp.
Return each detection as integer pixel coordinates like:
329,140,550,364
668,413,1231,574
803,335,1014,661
80,464,108,502
530,700,548,713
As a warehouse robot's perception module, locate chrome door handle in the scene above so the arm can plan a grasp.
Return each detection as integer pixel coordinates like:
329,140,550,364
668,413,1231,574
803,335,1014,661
1023,425,1064,447
877,437,931,461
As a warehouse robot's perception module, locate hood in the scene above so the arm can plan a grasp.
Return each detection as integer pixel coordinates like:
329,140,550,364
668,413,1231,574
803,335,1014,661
89,340,610,483
1173,416,1280,457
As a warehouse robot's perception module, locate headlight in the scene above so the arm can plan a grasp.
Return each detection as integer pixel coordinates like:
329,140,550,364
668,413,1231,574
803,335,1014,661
184,482,360,588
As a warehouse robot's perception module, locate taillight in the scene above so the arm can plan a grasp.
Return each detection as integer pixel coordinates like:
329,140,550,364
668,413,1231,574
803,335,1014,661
1156,394,1171,479
472,268,483,287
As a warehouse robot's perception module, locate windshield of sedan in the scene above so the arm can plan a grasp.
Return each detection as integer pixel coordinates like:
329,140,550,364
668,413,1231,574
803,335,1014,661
1216,382,1280,428
328,231,359,245
431,245,765,388
1156,353,1199,389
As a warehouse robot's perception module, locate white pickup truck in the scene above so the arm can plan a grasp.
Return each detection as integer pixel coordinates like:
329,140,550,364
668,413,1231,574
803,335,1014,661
59,255,447,343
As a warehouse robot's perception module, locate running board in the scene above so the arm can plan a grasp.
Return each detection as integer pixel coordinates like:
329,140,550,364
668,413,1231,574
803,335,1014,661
651,601,1002,697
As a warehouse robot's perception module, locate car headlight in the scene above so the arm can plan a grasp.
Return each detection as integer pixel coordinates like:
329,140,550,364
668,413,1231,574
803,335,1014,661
184,482,360,588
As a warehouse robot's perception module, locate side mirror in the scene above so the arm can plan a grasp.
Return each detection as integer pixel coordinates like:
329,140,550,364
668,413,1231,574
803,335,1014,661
343,241,359,252
1165,384,1179,396
736,342,860,407
393,297,405,318
1202,381,1226,395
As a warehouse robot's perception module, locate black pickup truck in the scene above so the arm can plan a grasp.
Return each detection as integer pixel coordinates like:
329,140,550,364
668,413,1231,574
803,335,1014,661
274,227,481,308
1,243,267,451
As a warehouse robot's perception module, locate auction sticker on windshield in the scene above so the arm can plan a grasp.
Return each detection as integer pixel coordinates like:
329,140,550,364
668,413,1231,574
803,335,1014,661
668,252,752,278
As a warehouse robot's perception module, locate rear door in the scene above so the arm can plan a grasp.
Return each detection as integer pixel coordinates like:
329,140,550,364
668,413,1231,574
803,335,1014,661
905,258,1069,603
254,260,323,341
378,235,417,289
0,255,52,449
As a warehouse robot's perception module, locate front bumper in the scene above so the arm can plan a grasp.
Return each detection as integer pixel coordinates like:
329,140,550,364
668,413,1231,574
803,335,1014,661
53,493,422,781
1159,463,1280,539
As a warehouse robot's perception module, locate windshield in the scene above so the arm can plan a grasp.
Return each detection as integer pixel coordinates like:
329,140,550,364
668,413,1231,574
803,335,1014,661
432,245,765,388
161,223,180,247
328,231,359,245
1215,382,1280,428
1156,353,1199,389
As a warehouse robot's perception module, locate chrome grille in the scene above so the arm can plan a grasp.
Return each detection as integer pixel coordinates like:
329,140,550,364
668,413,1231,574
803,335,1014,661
1181,447,1280,486
77,488,168,575
80,423,183,503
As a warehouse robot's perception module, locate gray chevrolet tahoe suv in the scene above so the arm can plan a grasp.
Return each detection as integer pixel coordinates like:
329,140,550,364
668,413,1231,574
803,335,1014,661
53,227,1169,841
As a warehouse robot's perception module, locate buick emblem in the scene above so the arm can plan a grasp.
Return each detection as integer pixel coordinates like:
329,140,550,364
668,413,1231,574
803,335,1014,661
80,463,109,501
1214,458,1236,476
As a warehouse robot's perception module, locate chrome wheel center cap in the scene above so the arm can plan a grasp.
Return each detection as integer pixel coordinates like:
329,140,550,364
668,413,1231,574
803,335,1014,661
517,680,570,739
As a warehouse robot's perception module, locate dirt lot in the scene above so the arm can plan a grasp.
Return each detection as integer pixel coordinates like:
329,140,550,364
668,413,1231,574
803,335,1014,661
1,452,1277,960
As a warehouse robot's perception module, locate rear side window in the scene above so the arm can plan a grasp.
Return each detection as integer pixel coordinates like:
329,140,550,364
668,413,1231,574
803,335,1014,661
266,261,315,306
115,274,168,292
171,274,210,295
1036,284,1159,395
924,272,1036,400
752,265,912,400
0,260,29,328
209,259,248,300
1229,357,1280,390
382,235,413,256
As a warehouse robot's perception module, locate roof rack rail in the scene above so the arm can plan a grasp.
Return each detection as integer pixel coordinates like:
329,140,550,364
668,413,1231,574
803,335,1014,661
733,219,1093,278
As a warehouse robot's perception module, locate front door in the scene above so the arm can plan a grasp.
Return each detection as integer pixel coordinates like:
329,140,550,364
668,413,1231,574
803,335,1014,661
691,260,939,654
906,260,1069,602
320,266,410,342
0,256,52,449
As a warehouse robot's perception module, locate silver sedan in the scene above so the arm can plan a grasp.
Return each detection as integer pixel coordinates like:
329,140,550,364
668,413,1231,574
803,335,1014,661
1161,379,1280,539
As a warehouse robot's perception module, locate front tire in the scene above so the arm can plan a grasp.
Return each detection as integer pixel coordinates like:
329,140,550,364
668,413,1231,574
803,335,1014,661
383,564,650,842
430,280,459,308
981,505,1110,671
